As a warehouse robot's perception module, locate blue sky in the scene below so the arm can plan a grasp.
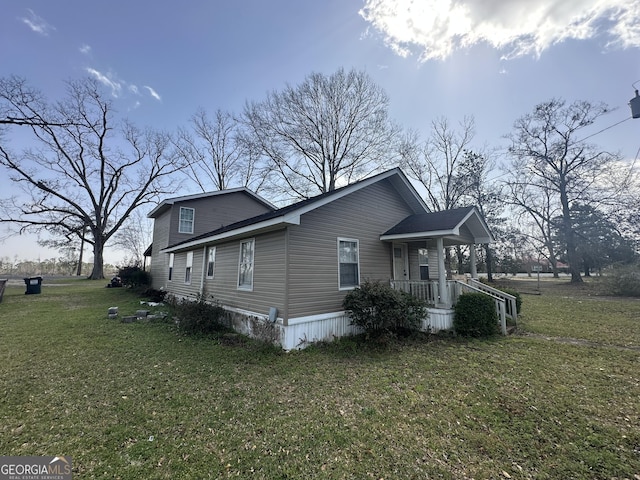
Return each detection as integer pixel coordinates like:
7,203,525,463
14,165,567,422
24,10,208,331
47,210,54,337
2,0,640,264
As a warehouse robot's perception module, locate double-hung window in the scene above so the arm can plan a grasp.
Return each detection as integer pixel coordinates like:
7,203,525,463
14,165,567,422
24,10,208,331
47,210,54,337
338,238,359,289
168,253,174,281
179,207,195,234
185,251,193,284
238,239,254,290
206,247,216,279
418,248,430,280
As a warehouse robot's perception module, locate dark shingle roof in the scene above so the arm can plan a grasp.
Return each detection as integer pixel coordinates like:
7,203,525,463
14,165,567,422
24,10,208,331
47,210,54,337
167,167,420,251
383,206,477,236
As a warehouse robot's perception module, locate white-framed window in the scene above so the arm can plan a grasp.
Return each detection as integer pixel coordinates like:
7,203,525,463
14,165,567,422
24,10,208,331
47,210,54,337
418,248,429,280
338,238,360,290
179,207,195,234
206,246,216,279
185,251,193,284
168,253,175,281
238,239,255,290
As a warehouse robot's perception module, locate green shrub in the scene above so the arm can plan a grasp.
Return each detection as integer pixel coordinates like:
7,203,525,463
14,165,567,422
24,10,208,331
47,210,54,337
343,280,426,336
454,292,499,337
604,264,640,297
118,266,151,288
174,294,228,335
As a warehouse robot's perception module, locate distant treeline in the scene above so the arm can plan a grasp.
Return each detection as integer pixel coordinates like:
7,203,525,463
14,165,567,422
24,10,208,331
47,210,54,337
0,257,118,277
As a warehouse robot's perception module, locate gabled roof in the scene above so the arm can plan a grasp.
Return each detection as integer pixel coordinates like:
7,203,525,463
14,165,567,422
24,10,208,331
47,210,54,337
163,168,428,253
147,187,275,219
381,206,494,244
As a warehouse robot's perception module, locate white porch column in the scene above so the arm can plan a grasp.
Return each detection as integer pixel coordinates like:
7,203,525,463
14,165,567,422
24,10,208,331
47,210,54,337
436,237,449,307
469,244,478,279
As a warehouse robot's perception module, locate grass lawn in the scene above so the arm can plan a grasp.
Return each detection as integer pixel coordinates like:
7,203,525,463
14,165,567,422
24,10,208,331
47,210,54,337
1,277,639,479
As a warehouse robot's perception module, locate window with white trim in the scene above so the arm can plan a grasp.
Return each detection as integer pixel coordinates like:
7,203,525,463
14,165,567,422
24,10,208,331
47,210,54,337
179,207,195,234
168,253,174,281
238,239,254,290
185,251,193,284
206,246,216,279
338,238,359,289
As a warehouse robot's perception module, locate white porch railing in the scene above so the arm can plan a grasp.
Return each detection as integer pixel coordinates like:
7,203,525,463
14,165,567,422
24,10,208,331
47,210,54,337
389,279,440,306
390,279,511,335
467,278,518,325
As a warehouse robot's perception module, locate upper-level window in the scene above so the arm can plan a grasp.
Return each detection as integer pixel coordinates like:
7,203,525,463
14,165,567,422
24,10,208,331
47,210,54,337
179,207,194,234
238,239,254,290
338,238,359,290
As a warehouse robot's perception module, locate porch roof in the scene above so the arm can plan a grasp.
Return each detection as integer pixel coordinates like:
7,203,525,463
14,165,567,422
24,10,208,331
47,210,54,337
380,206,493,245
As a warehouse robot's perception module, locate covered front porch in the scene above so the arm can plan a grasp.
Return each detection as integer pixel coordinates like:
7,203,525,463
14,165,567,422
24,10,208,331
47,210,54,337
380,207,516,335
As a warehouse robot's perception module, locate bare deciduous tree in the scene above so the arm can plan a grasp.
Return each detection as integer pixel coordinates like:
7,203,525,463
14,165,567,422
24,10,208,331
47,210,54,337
505,98,625,283
400,116,476,212
505,176,563,277
0,76,186,279
400,117,478,275
111,210,154,268
242,68,402,201
174,108,267,193
459,150,505,281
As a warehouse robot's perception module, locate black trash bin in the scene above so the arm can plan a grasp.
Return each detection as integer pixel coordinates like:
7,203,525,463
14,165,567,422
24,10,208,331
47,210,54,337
24,276,43,295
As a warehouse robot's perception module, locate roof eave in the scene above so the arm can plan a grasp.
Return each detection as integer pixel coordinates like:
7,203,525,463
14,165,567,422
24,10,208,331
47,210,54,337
380,229,457,241
147,187,276,218
162,214,301,253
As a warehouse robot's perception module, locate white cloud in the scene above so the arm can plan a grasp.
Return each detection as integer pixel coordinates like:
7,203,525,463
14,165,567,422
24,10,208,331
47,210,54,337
85,68,122,98
85,68,161,105
359,0,640,61
20,9,55,36
143,85,162,101
79,44,92,55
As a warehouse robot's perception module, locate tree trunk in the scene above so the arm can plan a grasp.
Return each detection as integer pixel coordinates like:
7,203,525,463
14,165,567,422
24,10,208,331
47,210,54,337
550,258,560,278
445,248,453,279
560,184,583,284
76,227,85,276
89,234,105,280
484,244,494,282
455,246,465,274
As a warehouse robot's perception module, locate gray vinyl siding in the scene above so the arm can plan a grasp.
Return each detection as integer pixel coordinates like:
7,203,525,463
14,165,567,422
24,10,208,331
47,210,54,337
149,211,172,289
202,230,287,317
166,248,205,299
409,241,440,280
408,241,426,280
287,178,415,319
167,191,273,247
149,191,272,290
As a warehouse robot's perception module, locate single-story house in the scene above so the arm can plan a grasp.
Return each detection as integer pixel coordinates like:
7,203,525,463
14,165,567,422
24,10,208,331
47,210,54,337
148,168,510,349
